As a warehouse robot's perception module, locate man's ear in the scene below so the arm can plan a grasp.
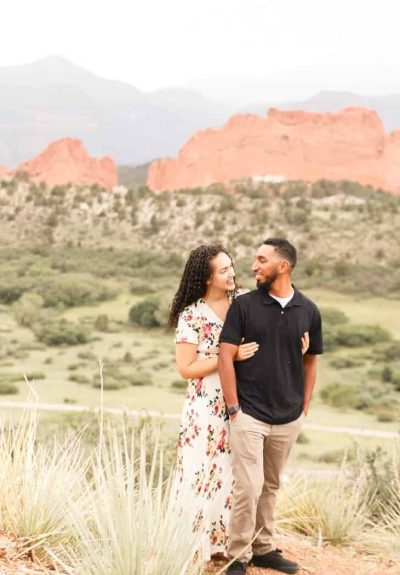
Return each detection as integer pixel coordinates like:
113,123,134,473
279,260,289,274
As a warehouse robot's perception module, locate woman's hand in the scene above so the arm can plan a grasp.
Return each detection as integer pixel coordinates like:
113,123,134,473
235,340,259,361
301,331,310,355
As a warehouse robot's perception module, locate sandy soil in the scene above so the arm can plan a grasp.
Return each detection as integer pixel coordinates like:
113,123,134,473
1,531,399,575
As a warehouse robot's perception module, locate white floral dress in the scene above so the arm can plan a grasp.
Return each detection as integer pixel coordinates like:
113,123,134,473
174,297,235,559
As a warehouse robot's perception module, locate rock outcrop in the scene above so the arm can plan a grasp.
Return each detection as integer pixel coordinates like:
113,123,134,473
147,107,400,193
17,138,117,188
0,165,9,178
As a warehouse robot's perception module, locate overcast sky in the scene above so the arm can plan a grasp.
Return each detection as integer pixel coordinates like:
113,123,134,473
2,0,400,96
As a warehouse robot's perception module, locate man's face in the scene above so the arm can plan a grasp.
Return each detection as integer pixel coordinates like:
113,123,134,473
251,244,284,289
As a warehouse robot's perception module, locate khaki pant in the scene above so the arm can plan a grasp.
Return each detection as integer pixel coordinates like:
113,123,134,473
228,410,303,562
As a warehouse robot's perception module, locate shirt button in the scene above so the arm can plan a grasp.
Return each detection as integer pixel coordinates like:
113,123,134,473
281,311,284,315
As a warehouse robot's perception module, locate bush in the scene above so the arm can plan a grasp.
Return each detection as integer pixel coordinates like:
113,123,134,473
69,374,90,384
320,383,359,409
329,356,363,369
92,378,129,391
320,307,349,326
128,297,170,328
94,314,109,332
129,278,155,295
129,371,153,386
0,381,18,395
171,379,187,390
25,372,46,380
12,293,44,327
333,324,392,347
296,432,310,444
33,318,89,346
317,448,356,464
35,274,118,308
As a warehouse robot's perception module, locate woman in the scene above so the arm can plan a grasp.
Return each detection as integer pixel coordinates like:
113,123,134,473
169,243,258,560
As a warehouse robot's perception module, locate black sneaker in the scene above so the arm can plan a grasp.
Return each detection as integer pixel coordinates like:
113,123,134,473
251,548,299,573
226,560,247,574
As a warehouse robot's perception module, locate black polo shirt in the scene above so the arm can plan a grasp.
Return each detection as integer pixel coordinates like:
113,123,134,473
219,286,323,425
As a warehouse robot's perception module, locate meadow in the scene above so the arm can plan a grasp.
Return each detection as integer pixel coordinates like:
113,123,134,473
0,177,400,572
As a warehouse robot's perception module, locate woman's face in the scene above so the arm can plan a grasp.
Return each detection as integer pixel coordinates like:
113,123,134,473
208,252,236,292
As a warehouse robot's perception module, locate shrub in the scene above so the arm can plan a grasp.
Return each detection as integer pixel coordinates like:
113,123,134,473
0,382,18,394
317,448,356,464
92,378,129,391
69,374,90,384
171,379,187,390
12,293,44,327
77,350,97,360
33,318,89,346
128,298,161,328
296,432,310,444
94,314,109,332
25,371,46,380
320,307,349,326
329,356,364,369
129,371,153,386
129,278,154,295
35,274,118,308
320,383,359,409
333,324,392,347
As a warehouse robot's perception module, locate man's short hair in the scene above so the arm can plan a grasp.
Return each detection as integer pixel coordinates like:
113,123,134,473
263,238,297,269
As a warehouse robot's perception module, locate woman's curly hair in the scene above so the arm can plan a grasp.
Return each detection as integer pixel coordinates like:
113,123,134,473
168,243,236,328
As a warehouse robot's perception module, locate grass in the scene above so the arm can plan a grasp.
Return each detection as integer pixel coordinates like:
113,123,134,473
0,286,399,469
0,402,399,571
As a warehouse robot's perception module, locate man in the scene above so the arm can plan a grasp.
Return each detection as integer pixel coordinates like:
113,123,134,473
218,238,323,574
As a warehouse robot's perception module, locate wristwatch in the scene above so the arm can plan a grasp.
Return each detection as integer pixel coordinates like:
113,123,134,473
227,404,241,416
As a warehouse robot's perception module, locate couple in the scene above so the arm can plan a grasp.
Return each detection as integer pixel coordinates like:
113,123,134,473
169,238,323,574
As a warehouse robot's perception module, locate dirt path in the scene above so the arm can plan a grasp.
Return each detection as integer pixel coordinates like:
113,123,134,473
0,399,398,439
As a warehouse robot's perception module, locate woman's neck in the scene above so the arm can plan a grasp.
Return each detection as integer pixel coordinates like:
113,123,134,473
204,287,229,303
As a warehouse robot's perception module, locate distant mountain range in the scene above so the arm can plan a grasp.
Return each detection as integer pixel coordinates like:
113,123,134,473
1,56,400,168
0,56,229,167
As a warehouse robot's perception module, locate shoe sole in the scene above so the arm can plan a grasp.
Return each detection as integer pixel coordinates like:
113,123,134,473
250,561,299,574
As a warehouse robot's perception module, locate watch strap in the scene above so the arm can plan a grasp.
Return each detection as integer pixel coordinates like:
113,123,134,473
227,404,240,415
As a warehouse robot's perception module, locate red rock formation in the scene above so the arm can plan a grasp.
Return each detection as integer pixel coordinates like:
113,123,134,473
147,107,400,193
0,165,9,178
17,138,117,188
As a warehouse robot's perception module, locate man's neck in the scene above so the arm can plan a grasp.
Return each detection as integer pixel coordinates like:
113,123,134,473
268,280,294,299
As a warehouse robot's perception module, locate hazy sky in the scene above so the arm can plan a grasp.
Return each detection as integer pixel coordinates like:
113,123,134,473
2,0,400,94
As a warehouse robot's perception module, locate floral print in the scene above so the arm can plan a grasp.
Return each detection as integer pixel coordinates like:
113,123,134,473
174,298,237,559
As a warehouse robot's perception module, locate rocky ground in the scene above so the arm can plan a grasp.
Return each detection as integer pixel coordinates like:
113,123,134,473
205,534,400,575
1,532,399,575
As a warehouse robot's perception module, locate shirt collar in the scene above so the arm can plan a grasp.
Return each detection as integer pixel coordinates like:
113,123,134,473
258,285,303,307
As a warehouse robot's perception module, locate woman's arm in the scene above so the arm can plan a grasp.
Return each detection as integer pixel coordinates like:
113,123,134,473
176,343,218,379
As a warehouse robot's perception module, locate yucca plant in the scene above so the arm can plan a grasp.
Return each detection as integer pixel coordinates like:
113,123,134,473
277,467,373,546
0,397,89,563
360,443,400,559
64,425,204,575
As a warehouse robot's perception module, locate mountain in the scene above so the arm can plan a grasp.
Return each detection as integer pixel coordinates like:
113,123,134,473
148,107,400,193
243,90,400,133
16,138,117,188
0,56,230,167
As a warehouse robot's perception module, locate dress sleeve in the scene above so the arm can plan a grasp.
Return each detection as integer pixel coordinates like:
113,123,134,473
175,308,200,344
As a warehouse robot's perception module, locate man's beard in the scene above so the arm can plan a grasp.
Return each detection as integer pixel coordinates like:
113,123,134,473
256,269,279,291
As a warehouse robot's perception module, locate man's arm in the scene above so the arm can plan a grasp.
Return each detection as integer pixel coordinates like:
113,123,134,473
303,354,317,416
218,342,240,415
